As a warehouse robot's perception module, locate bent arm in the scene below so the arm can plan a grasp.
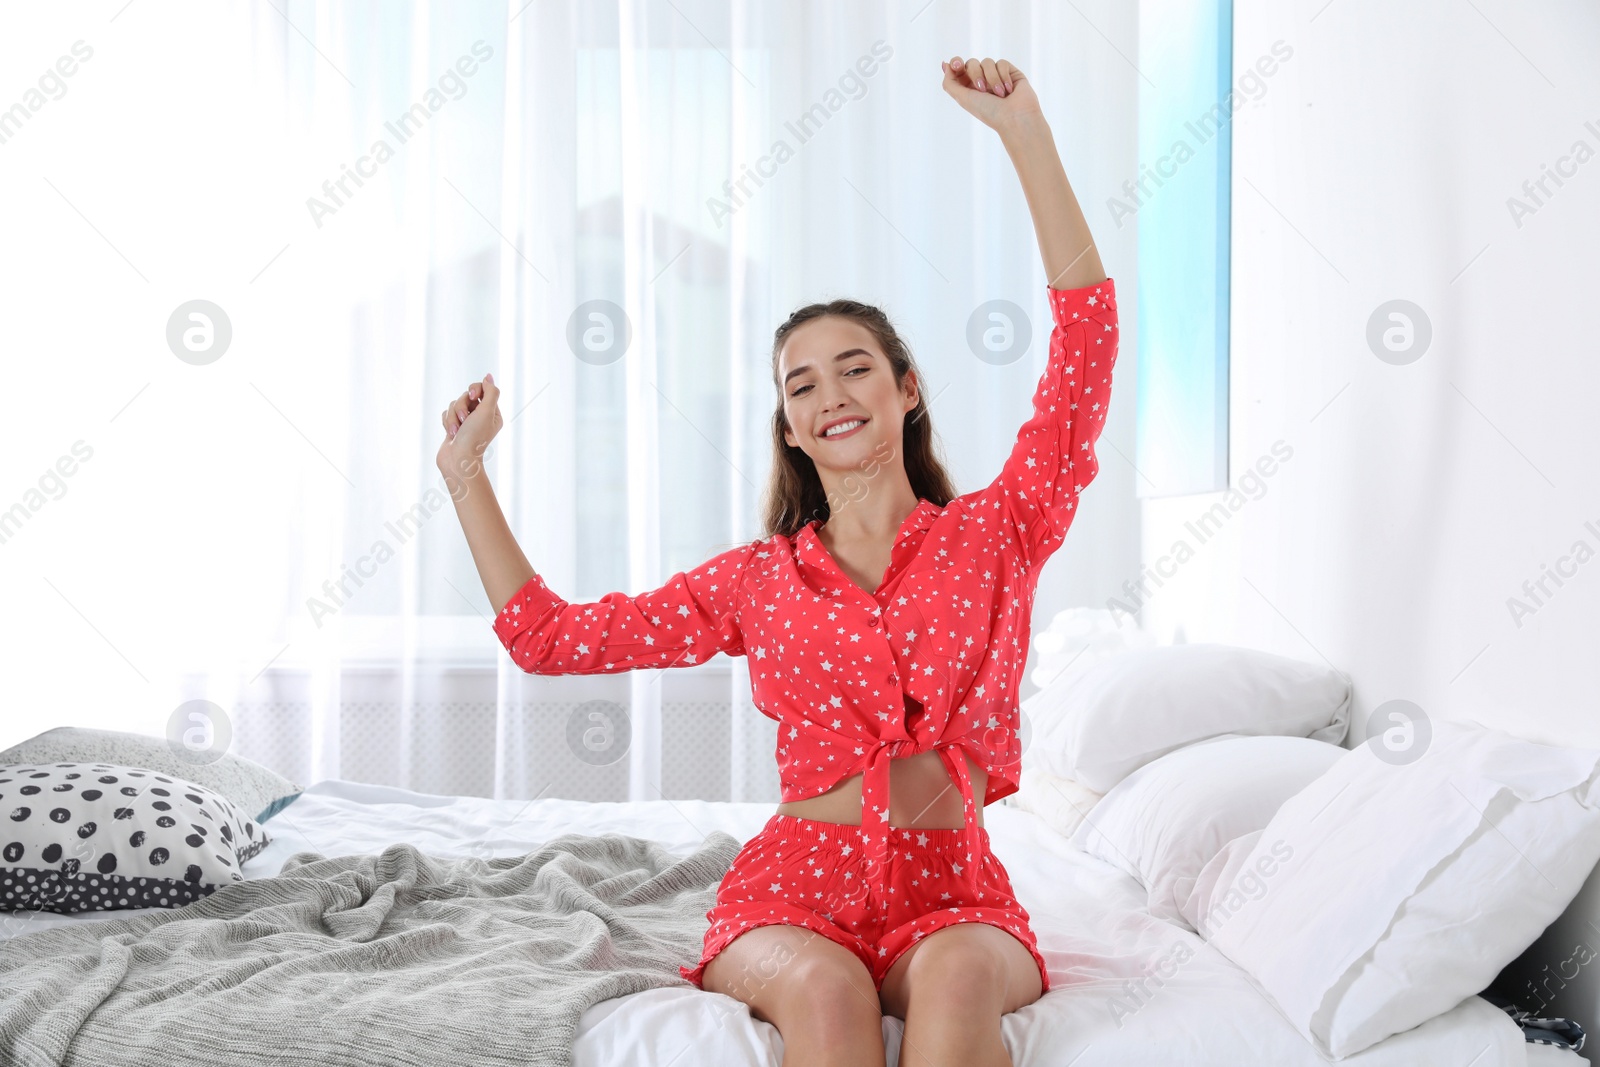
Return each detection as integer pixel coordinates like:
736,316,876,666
999,110,1105,291
439,456,756,673
440,459,536,618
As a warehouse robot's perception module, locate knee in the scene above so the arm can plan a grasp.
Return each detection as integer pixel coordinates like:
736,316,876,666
785,951,883,1031
905,932,1008,1007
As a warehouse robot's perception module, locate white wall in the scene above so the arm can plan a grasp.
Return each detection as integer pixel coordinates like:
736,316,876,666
1128,0,1600,1032
1135,0,1599,753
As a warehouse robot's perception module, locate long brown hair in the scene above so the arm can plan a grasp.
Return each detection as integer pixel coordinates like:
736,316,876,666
760,300,959,540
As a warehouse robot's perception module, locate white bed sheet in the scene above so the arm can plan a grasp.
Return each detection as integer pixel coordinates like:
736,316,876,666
2,779,1580,1067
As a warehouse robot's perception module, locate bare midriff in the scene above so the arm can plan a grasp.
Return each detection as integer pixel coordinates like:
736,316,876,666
774,698,988,829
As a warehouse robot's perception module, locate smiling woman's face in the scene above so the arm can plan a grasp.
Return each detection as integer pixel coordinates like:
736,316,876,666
778,314,918,473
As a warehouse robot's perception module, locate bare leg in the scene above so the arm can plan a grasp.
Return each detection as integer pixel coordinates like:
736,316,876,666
702,924,888,1067
878,923,1043,1067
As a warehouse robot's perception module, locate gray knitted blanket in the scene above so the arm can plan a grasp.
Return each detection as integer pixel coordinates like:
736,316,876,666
0,831,742,1067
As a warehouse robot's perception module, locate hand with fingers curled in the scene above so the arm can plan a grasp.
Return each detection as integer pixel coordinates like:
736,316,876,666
940,54,1042,131
436,372,503,481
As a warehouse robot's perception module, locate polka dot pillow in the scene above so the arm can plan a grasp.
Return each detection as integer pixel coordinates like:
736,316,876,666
0,761,272,915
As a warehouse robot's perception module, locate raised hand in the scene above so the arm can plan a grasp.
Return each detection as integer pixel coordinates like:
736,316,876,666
436,372,503,474
941,55,1042,131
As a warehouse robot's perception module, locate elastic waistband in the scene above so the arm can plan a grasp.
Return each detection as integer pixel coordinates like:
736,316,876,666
762,813,988,851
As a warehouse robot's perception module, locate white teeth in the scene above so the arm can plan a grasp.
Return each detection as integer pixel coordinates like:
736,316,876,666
823,419,865,437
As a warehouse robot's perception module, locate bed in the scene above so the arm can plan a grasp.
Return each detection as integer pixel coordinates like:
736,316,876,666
2,776,1587,1066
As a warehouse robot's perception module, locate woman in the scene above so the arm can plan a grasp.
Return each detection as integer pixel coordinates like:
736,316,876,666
438,55,1116,1067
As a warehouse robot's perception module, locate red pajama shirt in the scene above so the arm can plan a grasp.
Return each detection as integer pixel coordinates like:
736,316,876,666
493,278,1119,993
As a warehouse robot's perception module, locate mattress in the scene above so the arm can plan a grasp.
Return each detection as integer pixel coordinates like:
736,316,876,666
1,779,1584,1067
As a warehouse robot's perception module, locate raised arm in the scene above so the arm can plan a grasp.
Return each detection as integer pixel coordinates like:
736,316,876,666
943,55,1120,567
436,373,534,617
942,55,1105,289
984,280,1119,568
434,374,758,673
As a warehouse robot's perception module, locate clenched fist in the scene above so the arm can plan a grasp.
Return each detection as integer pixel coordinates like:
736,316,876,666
941,55,1041,131
436,372,502,476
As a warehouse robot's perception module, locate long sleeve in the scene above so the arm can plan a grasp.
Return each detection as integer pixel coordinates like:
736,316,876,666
492,540,761,674
980,277,1120,569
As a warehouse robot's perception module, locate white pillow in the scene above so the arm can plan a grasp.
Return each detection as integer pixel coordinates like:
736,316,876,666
1069,735,1344,927
1023,643,1351,792
1179,720,1600,1059
1007,765,1103,839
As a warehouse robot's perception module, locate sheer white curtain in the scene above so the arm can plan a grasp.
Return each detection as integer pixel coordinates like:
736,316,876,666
0,0,1131,802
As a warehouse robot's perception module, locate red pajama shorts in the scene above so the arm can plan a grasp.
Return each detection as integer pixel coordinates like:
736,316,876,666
680,813,1050,994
